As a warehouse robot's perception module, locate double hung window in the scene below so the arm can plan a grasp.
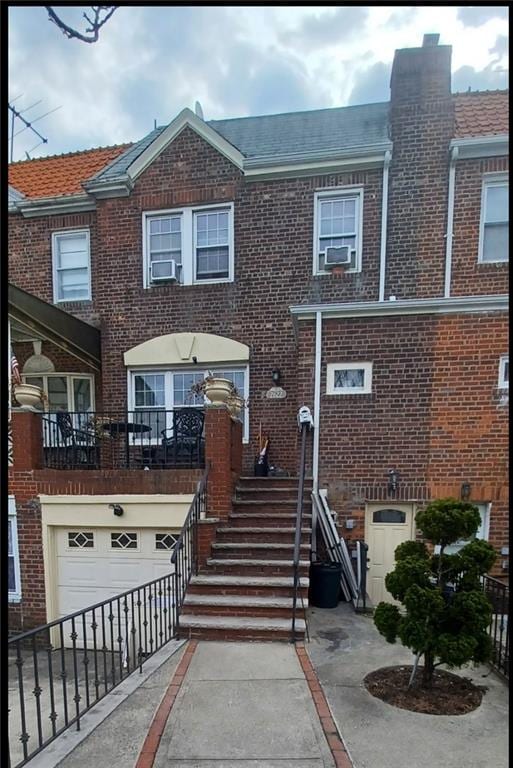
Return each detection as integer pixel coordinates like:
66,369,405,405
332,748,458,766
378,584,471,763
52,230,91,302
479,175,509,263
314,188,363,274
144,204,234,286
8,496,21,602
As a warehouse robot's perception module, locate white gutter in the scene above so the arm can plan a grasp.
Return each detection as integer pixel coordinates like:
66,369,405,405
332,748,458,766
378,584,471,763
290,294,509,320
449,134,508,159
312,311,322,494
378,149,392,302
444,146,459,298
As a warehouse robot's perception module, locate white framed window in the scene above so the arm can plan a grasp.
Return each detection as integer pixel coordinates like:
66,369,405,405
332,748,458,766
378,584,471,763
52,229,91,302
23,373,95,412
143,203,234,287
442,503,490,555
128,366,249,442
313,187,364,275
326,362,372,395
478,174,509,263
8,496,22,603
498,355,509,390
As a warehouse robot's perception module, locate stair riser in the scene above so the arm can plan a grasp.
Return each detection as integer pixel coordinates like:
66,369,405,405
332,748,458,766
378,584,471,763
216,531,310,544
177,627,305,642
181,605,295,619
205,563,309,577
235,491,312,502
228,516,312,528
233,503,311,514
212,548,310,560
238,478,312,490
187,584,309,599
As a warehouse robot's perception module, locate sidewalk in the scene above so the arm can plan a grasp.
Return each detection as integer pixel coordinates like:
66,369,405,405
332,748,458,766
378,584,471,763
306,603,509,768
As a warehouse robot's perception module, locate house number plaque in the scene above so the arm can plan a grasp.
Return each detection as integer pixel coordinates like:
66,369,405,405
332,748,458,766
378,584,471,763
266,386,287,400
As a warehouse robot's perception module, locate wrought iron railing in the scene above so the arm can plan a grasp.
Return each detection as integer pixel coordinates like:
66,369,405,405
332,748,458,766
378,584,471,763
41,409,205,470
482,575,509,680
8,467,209,767
291,420,309,643
172,465,209,634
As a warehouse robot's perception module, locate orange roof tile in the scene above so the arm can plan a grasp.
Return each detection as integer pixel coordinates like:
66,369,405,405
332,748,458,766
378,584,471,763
8,143,132,200
453,90,509,138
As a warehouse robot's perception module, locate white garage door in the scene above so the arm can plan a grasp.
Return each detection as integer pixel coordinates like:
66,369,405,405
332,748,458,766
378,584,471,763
56,527,179,651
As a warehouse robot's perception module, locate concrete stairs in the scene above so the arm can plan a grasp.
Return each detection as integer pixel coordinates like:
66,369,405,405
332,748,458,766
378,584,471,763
179,476,312,641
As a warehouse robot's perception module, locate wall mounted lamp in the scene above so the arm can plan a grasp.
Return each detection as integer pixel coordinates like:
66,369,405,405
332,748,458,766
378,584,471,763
271,368,281,385
109,504,124,517
460,482,471,501
387,469,399,495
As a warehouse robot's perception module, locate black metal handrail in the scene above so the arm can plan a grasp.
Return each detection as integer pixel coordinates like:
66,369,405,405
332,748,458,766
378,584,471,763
291,421,309,642
482,574,509,680
171,464,209,634
40,409,205,470
8,466,209,768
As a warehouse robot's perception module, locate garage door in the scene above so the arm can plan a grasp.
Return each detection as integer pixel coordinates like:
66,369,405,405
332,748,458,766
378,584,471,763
56,527,179,649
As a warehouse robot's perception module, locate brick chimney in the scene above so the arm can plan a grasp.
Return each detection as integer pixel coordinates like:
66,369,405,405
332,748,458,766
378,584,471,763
386,34,454,299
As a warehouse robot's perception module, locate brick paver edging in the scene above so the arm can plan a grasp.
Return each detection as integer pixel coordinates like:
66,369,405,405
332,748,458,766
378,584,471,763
295,643,353,768
135,640,199,768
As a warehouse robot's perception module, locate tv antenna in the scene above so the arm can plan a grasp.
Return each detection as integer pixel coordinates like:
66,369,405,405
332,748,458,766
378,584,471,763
8,100,62,162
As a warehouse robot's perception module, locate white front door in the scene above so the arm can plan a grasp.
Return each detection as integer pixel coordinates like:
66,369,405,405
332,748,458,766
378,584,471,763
365,504,415,606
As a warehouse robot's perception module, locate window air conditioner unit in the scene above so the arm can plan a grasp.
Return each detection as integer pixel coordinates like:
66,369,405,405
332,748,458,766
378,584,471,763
324,245,351,268
150,259,178,282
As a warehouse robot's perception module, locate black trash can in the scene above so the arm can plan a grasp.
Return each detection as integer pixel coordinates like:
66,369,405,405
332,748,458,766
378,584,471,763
310,561,342,609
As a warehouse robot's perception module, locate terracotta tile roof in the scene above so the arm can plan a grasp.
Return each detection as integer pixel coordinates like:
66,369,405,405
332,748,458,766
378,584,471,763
453,90,509,138
8,143,132,200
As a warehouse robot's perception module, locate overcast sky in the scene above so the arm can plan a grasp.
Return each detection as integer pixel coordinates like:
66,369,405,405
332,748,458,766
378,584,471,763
8,5,509,162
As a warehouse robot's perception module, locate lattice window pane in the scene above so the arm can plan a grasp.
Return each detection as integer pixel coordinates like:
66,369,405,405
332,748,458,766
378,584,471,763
111,532,138,549
155,533,178,550
68,531,94,548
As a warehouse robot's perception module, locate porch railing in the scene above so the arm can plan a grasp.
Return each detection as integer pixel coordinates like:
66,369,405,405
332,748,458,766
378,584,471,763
482,575,509,680
41,409,205,470
8,467,209,767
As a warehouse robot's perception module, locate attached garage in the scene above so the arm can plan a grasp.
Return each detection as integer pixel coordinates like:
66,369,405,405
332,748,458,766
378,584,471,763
40,494,194,630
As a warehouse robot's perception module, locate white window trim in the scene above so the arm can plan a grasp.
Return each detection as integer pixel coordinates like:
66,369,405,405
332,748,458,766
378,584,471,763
498,355,509,390
478,173,509,264
438,503,490,555
8,496,22,603
313,186,364,276
326,362,373,395
22,373,95,411
142,202,235,288
52,229,91,303
127,365,249,443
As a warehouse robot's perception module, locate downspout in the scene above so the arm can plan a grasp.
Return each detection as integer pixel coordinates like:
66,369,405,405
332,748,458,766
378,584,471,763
444,146,459,298
378,150,392,302
312,310,322,494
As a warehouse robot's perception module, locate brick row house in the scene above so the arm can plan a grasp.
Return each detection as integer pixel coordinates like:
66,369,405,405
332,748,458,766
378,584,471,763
8,36,508,637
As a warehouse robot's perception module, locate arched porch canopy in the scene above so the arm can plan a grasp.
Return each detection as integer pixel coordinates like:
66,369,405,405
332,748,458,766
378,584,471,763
123,332,249,367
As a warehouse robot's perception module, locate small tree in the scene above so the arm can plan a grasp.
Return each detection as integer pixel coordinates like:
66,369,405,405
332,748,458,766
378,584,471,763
374,498,496,688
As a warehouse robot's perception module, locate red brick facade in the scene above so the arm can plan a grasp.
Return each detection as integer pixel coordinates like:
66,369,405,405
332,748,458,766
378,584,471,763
8,38,509,629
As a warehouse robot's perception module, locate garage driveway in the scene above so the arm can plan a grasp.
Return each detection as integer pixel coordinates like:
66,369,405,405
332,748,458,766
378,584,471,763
307,602,509,768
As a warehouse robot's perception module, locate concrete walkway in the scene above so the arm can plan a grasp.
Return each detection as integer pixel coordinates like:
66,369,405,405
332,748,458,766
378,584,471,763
151,641,336,767
307,603,509,768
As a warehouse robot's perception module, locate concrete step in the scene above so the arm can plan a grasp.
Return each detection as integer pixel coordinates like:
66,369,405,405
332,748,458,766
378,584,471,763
211,542,310,560
238,476,313,489
181,594,308,618
216,527,311,544
206,558,310,577
188,574,309,598
233,500,312,514
235,487,312,502
229,513,312,528
177,614,307,642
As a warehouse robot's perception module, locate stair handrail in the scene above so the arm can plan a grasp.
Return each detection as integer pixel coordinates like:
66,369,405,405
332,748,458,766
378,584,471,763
291,407,313,642
171,463,210,633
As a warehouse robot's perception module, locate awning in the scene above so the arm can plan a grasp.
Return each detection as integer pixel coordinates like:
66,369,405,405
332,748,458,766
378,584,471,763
8,283,101,370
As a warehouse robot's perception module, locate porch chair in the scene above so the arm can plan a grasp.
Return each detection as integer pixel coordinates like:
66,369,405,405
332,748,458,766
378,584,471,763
56,411,99,469
160,408,205,467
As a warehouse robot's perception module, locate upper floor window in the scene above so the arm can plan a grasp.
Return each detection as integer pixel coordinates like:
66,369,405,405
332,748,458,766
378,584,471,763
52,230,91,302
313,188,363,274
143,203,234,287
479,175,509,263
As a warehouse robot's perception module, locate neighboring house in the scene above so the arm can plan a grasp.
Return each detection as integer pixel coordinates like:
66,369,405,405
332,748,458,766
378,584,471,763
8,35,508,629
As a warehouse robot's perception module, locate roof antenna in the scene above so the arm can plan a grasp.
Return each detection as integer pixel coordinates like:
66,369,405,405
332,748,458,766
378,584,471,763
153,118,157,129
195,100,204,120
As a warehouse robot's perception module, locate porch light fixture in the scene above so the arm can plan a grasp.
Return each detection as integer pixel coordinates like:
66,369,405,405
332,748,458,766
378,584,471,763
387,469,399,495
460,482,471,501
271,368,281,385
109,504,124,517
